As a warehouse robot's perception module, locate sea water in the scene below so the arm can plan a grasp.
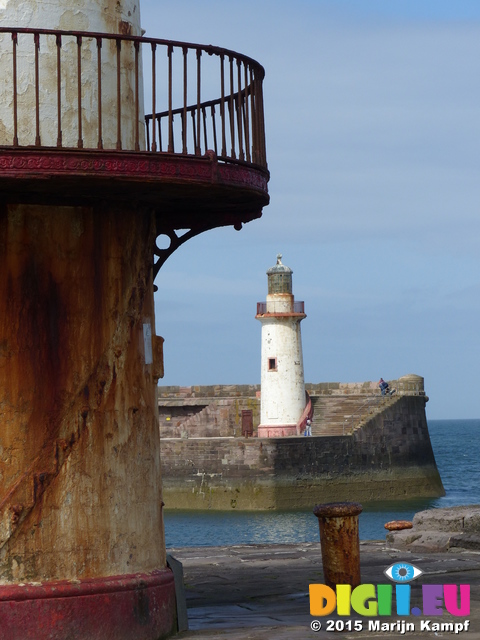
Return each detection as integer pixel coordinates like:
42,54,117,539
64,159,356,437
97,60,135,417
164,419,480,547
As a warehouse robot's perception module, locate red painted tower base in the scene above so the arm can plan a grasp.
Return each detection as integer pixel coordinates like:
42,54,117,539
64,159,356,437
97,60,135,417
257,425,298,438
0,569,176,640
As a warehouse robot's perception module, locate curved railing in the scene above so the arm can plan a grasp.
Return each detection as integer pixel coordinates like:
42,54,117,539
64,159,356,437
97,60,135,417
0,27,267,169
342,392,399,435
256,301,305,315
296,392,313,436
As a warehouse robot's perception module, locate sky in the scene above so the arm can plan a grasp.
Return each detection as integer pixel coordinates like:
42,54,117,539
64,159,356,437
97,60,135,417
142,0,480,420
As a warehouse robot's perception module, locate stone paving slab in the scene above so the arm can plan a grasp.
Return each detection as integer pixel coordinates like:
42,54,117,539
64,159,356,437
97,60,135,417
171,541,480,640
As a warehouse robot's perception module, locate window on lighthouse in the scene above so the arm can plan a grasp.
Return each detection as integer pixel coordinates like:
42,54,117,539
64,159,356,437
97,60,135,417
268,358,277,371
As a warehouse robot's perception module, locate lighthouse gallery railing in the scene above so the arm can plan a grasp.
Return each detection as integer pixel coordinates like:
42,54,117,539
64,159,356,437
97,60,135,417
256,301,305,315
0,27,267,169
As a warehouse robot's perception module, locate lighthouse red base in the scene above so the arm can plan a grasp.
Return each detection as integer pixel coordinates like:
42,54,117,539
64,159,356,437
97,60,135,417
257,424,298,438
0,570,177,640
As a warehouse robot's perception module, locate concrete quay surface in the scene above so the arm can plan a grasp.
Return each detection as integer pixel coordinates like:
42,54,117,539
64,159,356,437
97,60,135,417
172,541,480,639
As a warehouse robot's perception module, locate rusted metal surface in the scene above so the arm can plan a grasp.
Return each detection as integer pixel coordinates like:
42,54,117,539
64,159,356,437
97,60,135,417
0,22,268,640
384,520,413,531
0,147,268,207
0,149,268,270
313,502,363,589
0,26,267,170
0,7,268,638
0,203,165,582
0,26,269,275
152,335,165,381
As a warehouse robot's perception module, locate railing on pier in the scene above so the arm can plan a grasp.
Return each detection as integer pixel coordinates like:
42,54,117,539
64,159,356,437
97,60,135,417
342,389,402,435
0,27,267,169
296,392,313,436
342,394,385,435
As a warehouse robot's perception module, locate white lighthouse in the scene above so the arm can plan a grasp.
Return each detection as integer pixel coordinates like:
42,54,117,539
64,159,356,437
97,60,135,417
256,254,307,437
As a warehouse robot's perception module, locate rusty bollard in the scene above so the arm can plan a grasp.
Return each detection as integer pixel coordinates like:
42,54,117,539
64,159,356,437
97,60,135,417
313,502,363,589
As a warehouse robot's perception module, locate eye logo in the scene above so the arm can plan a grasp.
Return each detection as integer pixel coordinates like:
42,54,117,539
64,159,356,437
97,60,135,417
384,562,423,583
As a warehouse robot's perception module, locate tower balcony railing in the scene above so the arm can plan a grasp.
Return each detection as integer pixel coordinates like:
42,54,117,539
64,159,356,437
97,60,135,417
256,301,305,315
0,27,267,169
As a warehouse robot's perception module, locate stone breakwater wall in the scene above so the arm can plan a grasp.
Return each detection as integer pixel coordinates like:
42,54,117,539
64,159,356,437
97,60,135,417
158,376,425,439
160,393,445,510
158,384,260,438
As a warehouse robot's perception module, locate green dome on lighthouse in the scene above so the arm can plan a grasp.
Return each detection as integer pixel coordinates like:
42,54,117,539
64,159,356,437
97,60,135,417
267,254,293,294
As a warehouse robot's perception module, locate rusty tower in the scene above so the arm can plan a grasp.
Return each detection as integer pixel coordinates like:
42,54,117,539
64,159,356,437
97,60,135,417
0,1,268,638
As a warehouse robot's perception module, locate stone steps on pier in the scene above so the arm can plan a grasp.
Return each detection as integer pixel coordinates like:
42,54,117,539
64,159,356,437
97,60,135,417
309,393,396,436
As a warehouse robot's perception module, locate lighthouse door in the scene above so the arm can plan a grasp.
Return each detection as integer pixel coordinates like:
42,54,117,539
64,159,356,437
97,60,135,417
241,410,253,438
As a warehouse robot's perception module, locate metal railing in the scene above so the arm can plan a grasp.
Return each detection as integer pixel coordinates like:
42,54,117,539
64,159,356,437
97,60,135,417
342,395,380,435
296,392,312,435
256,301,305,315
0,27,267,168
342,393,398,434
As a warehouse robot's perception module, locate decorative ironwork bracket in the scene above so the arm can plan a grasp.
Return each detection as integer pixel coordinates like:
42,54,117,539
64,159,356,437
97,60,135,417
153,220,243,289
